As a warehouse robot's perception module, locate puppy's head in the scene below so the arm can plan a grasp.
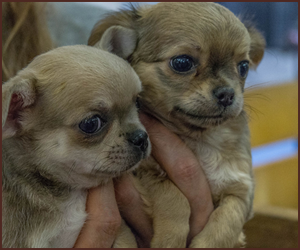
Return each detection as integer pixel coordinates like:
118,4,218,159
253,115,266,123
2,45,150,188
89,2,265,137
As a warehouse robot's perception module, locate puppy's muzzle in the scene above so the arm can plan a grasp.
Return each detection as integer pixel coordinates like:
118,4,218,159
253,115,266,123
213,87,235,107
127,129,149,153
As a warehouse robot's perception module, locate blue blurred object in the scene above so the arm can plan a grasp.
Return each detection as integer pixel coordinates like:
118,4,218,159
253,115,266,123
217,2,298,50
252,138,298,168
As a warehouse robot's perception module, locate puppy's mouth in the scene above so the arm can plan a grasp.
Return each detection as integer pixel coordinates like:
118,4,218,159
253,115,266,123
172,106,228,129
102,161,140,174
174,106,224,120
92,160,142,178
92,149,148,178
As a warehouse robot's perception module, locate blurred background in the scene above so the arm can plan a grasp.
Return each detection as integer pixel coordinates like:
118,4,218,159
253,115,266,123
2,2,298,248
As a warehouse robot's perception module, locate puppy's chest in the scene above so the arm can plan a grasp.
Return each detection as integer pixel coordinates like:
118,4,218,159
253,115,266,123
49,190,87,248
184,134,251,196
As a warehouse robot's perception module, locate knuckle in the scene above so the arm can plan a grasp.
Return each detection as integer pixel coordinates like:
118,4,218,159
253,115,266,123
115,180,139,208
97,216,122,237
175,160,200,182
116,186,135,205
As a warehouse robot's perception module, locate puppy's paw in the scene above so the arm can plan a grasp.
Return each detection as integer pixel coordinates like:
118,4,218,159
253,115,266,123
189,232,244,248
112,220,137,248
151,234,187,248
151,224,189,248
189,236,214,248
234,232,246,248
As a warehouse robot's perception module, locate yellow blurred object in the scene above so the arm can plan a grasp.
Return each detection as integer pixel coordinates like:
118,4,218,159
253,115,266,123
245,81,298,210
245,81,298,147
253,156,298,209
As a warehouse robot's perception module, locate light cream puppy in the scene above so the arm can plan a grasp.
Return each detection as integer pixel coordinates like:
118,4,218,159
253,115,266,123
2,45,150,248
89,2,265,248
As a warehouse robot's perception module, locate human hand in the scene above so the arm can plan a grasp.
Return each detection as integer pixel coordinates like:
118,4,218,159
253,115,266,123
74,180,121,248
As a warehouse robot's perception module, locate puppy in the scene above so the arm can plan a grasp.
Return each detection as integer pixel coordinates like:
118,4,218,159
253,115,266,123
2,45,150,248
88,2,265,248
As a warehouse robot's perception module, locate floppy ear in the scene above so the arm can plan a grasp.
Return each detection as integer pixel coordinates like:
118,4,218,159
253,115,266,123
244,21,266,68
2,74,36,140
94,26,138,59
88,7,140,60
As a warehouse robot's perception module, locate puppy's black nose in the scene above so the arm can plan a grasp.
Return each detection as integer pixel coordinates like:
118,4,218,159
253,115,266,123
213,87,235,107
127,130,148,153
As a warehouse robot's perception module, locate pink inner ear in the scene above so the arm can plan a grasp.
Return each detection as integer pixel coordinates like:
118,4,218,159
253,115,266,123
3,91,35,140
3,93,27,139
9,93,25,121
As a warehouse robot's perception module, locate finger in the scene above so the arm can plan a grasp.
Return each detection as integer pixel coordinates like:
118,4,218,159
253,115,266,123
140,112,214,241
74,181,121,248
114,175,153,248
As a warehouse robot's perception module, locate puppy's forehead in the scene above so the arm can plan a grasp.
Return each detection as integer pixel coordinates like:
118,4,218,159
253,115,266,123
138,2,250,59
31,45,141,110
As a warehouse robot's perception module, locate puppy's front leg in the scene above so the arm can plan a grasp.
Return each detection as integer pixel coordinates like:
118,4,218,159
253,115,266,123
113,219,138,248
150,179,190,248
189,194,249,248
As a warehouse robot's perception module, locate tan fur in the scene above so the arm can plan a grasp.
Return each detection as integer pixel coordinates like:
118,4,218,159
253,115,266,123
2,45,150,247
89,2,265,248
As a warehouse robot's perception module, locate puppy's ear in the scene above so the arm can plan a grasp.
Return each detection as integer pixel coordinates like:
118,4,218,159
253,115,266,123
88,6,140,59
94,26,138,59
2,74,36,140
244,21,266,68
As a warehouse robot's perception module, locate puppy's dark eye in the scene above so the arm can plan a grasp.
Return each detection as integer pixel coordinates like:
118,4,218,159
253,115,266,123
79,115,102,134
170,55,195,73
135,97,141,109
238,61,249,78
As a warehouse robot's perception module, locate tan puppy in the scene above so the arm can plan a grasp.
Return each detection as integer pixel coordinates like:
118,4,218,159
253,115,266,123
89,2,265,248
2,45,150,248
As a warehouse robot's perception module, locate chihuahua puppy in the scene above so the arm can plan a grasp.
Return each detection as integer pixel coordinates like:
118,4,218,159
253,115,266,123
2,45,150,248
88,2,265,248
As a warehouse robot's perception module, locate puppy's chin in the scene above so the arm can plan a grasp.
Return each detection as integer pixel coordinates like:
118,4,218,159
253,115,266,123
86,145,150,185
171,107,230,129
93,158,143,178
164,104,243,138
43,149,148,189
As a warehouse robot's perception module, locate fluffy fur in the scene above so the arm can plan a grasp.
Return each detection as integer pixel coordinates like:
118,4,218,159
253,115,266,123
89,2,265,248
2,45,150,248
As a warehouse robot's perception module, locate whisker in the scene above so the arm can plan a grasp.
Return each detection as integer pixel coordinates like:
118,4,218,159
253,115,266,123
244,81,272,90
